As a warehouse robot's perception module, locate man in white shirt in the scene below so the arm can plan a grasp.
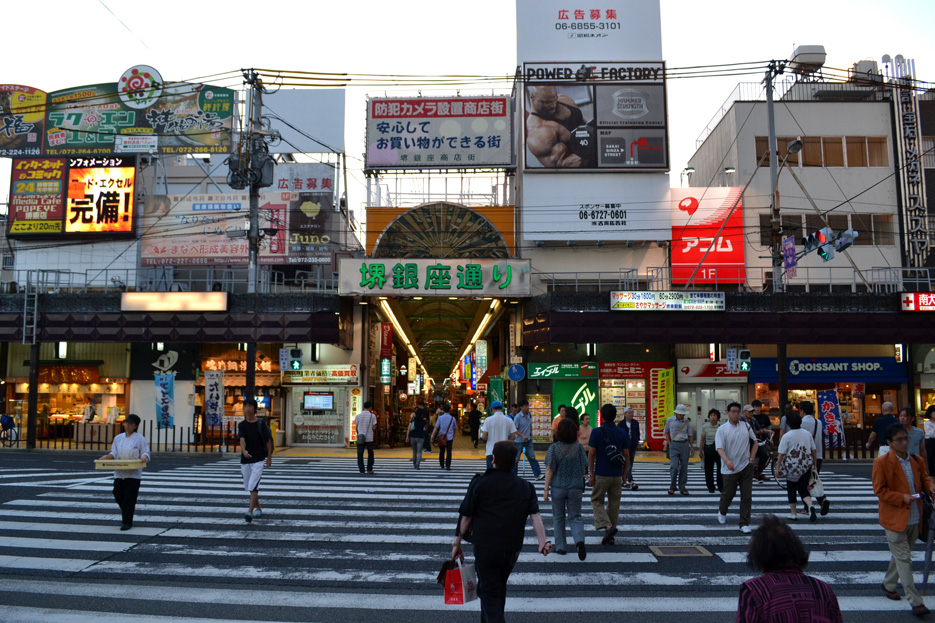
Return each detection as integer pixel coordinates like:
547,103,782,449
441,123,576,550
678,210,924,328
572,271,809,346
98,413,150,531
799,401,830,516
354,401,377,474
481,401,517,470
715,402,758,533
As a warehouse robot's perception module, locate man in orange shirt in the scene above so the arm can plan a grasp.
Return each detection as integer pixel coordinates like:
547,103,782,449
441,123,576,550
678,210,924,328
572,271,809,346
873,423,935,617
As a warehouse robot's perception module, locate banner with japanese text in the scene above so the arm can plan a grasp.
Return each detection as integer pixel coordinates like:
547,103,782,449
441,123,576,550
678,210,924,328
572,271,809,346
670,187,745,285
817,389,844,448
654,368,673,432
0,84,47,157
154,373,175,430
339,258,530,297
204,370,224,427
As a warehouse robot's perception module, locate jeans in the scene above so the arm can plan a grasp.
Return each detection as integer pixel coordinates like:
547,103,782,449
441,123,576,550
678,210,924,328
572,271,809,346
512,439,542,477
113,477,141,526
719,463,754,527
668,440,690,491
624,444,638,483
884,523,924,607
551,486,585,551
474,546,520,623
410,437,423,468
357,440,374,473
703,444,723,492
439,440,452,469
590,475,622,530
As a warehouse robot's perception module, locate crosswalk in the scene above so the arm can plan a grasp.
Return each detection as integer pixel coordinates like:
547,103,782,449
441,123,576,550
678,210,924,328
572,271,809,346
0,457,925,621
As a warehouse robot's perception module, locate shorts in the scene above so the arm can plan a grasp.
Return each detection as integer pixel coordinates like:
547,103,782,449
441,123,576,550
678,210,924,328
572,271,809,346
241,461,265,492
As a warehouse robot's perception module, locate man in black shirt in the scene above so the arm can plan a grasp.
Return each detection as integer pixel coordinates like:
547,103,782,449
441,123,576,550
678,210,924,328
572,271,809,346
238,398,272,523
452,441,550,623
468,403,482,448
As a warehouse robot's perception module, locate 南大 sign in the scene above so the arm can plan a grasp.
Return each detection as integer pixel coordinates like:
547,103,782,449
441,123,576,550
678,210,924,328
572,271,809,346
365,96,513,170
901,292,935,311
338,258,530,297
670,188,745,285
529,362,597,379
599,361,670,379
676,359,747,384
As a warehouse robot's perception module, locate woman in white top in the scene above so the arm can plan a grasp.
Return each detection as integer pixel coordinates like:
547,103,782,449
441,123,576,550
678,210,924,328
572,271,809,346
776,412,817,522
924,405,935,477
98,414,150,531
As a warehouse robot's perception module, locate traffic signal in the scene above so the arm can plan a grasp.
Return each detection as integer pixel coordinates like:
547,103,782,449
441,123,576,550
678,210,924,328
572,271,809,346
816,227,834,262
834,228,859,252
738,349,752,372
289,348,302,371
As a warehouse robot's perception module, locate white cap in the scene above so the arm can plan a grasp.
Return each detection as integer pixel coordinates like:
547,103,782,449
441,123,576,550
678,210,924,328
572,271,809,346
674,404,689,415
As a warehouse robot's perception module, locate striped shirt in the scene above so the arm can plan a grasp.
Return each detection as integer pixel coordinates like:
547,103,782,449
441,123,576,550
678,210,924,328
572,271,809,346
354,410,377,442
898,453,920,526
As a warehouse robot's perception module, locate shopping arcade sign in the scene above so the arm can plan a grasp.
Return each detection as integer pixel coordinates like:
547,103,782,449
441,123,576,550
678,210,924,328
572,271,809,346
338,258,530,297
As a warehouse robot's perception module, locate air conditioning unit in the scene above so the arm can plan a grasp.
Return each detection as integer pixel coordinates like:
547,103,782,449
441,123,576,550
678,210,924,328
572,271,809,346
789,45,827,75
849,60,882,84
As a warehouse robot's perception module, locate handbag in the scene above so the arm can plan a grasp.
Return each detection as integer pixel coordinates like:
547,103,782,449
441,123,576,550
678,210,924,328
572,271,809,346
807,470,824,498
444,559,478,604
437,417,453,448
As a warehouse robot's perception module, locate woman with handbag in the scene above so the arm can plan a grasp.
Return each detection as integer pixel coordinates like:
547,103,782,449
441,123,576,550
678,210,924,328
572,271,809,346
544,418,589,559
776,412,819,522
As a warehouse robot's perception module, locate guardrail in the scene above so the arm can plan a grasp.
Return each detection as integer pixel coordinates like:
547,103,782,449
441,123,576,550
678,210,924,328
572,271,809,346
536,269,639,292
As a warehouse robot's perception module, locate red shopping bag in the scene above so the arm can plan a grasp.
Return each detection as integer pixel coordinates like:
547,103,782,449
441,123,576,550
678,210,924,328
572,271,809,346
444,559,478,604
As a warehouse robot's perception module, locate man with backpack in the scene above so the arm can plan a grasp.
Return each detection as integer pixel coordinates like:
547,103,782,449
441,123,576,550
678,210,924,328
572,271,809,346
587,404,629,545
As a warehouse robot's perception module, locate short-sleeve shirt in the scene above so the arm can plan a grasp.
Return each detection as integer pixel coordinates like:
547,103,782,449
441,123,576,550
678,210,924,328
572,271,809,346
777,428,816,481
588,422,629,477
664,416,692,442
545,441,587,490
481,412,516,455
908,426,925,456
435,412,457,441
871,414,898,446
354,410,377,442
459,469,539,552
238,419,271,464
715,419,757,474
513,411,533,440
701,421,720,445
800,415,824,460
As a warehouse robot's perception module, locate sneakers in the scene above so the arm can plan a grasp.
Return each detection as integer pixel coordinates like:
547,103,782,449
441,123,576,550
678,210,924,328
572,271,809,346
740,525,752,534
787,513,798,521
253,508,262,519
717,512,727,525
535,475,545,481
244,512,253,523
576,541,587,561
810,506,818,522
820,499,831,516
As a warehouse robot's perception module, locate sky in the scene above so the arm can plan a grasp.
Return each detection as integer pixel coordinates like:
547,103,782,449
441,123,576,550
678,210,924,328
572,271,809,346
3,0,935,213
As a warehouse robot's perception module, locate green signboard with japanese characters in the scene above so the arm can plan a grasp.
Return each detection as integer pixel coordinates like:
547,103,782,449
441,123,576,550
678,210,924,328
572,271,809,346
338,258,530,297
528,362,598,379
553,380,599,421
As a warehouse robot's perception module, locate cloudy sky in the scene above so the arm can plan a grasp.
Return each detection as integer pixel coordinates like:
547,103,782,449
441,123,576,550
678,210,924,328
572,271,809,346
2,0,934,211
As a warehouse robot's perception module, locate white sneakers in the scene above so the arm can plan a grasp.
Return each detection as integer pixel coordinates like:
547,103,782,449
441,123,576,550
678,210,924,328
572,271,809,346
788,513,798,521
740,525,752,534
717,512,726,525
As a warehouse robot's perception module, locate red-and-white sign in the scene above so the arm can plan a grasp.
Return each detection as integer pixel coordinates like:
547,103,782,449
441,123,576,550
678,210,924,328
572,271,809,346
901,292,935,311
379,322,394,359
670,188,746,285
599,361,670,379
677,359,747,384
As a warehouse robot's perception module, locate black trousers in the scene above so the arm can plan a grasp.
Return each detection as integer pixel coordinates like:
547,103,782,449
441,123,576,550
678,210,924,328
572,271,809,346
703,444,723,492
470,426,479,446
113,477,141,526
787,470,812,504
474,546,520,623
357,441,374,473
439,442,452,469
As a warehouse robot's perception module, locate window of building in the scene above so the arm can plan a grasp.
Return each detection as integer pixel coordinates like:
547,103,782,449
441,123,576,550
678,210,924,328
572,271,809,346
754,137,800,166
846,137,868,167
1,255,12,270
756,136,885,167
755,137,769,167
867,137,888,167
851,213,873,245
823,137,845,167
802,137,823,167
872,214,895,245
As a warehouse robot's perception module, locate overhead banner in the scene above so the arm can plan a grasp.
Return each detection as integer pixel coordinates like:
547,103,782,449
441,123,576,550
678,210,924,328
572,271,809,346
365,96,513,170
204,370,224,427
516,0,662,63
523,62,667,171
380,323,394,359
9,155,136,237
0,84,47,157
610,291,725,311
670,188,746,285
154,373,175,430
339,258,531,297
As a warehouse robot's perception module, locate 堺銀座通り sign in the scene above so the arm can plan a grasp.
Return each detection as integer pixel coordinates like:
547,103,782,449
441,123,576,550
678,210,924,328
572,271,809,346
338,258,530,297
610,291,725,311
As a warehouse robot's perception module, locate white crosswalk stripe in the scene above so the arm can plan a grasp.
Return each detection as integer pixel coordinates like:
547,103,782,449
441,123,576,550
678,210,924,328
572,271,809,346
0,457,927,620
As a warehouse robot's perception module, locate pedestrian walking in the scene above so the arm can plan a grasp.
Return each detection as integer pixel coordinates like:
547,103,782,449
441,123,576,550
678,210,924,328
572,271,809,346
238,399,272,522
873,423,935,617
513,400,543,480
544,418,588,559
97,413,150,531
799,401,831,516
468,402,482,449
701,408,723,494
354,401,377,474
577,412,593,453
588,403,629,545
481,401,517,470
736,514,843,623
925,406,935,477
900,406,928,463
452,441,550,623
551,404,567,441
776,412,818,522
620,407,640,490
745,404,771,483
866,401,899,456
664,404,694,495
406,408,427,469
716,402,758,533
433,403,457,470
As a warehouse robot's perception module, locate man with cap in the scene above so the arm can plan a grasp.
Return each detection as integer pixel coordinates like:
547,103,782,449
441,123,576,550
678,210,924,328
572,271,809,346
481,401,517,470
513,399,544,480
664,404,695,495
620,407,641,490
98,414,150,530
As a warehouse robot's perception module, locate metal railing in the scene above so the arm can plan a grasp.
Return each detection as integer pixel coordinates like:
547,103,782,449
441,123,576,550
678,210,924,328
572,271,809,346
535,268,638,292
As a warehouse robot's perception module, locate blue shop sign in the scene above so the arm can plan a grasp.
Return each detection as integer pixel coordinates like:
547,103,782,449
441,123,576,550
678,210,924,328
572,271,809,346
749,357,908,384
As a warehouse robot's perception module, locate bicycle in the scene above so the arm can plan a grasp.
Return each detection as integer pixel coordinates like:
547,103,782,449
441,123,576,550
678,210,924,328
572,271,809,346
0,414,19,447
753,437,787,490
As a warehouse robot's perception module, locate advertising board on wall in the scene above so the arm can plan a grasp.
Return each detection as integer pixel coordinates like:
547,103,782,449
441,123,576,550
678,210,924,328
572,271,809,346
610,291,725,311
0,84,47,157
365,96,513,170
670,187,745,285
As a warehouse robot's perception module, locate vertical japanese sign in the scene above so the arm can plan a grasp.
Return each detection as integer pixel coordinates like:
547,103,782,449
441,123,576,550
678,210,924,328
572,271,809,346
273,163,337,264
0,85,47,157
8,157,67,234
670,188,745,285
553,379,598,418
476,340,488,379
379,323,393,359
154,373,175,430
817,389,843,448
782,235,797,278
65,156,135,234
489,377,504,411
654,368,673,431
204,370,224,427
408,357,417,383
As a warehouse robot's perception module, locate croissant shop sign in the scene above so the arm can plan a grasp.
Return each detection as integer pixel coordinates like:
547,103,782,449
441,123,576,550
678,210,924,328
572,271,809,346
749,357,908,383
529,362,597,379
283,365,359,385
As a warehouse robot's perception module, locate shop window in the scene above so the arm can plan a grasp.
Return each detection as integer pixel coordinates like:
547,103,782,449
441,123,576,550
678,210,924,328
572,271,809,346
823,137,845,167
845,136,868,167
867,137,888,167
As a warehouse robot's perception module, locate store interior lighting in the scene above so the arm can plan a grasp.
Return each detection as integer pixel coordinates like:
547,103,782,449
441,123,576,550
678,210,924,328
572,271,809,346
379,299,428,379
450,299,500,377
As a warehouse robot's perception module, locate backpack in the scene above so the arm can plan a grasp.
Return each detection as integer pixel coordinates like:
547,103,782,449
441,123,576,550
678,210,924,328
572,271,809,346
601,426,627,469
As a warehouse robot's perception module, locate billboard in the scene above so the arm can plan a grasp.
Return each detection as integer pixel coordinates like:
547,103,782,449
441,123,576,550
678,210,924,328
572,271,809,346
670,187,746,285
365,96,513,170
263,89,345,153
0,84,47,157
9,155,135,237
516,0,662,63
523,62,667,171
